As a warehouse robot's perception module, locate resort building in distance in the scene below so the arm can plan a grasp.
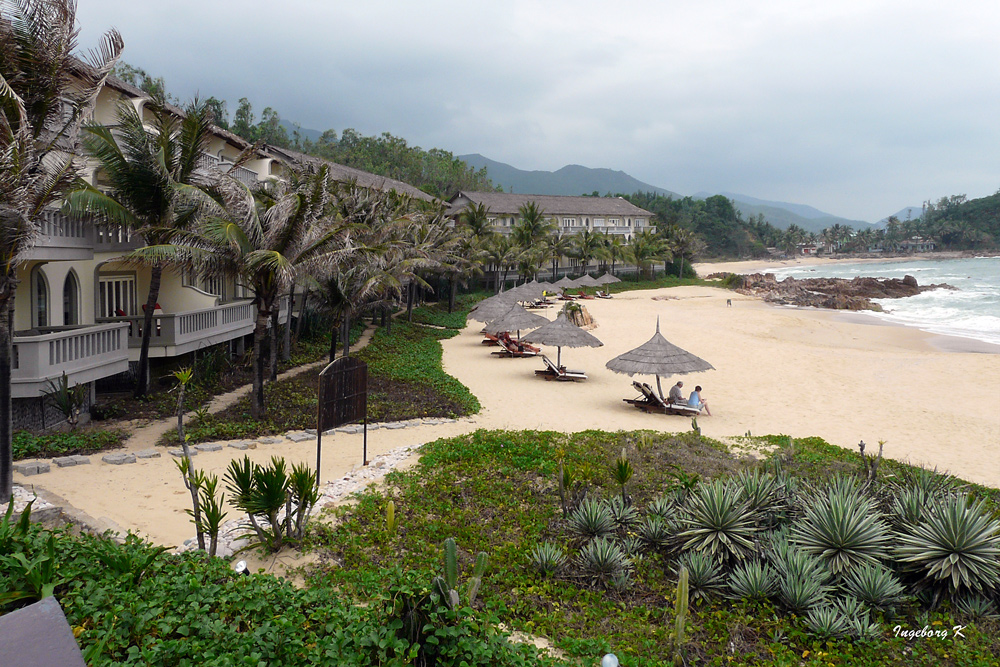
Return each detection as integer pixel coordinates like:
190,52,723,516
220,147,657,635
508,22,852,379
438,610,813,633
447,192,655,240
13,70,427,429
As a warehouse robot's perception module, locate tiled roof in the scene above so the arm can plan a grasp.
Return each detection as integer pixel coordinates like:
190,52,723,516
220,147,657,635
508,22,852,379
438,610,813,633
448,191,653,217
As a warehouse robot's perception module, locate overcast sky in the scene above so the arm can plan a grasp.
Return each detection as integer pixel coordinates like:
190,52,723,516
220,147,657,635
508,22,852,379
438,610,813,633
76,0,1000,222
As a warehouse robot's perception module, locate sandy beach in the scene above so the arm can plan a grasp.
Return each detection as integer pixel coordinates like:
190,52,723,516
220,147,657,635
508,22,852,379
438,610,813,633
15,281,1000,547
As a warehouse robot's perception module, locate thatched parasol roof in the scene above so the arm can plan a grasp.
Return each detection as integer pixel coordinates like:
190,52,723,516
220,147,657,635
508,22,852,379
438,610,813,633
522,312,603,349
605,320,714,377
596,273,622,285
483,305,549,334
553,276,580,289
509,280,549,300
575,274,602,287
469,292,521,322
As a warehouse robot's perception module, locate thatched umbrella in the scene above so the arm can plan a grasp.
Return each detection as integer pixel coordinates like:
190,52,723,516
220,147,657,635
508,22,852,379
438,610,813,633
605,319,714,399
522,312,603,368
483,305,549,337
553,276,580,290
576,274,602,288
469,292,520,322
509,280,549,301
596,273,621,285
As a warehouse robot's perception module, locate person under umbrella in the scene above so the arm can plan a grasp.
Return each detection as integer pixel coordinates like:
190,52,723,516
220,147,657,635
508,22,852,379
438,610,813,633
605,318,714,402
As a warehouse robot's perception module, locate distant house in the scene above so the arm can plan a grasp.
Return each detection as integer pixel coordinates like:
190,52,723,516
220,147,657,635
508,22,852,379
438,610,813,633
797,243,819,256
899,237,936,253
447,192,655,241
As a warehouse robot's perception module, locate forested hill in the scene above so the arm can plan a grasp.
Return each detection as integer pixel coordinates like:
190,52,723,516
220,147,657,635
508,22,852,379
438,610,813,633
459,154,683,199
922,193,1000,248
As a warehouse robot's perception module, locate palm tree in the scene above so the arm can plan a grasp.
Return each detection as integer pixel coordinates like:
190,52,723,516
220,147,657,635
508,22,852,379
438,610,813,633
486,234,522,292
543,232,574,281
603,233,626,276
0,0,121,497
65,98,215,397
512,201,555,249
626,230,666,280
572,229,604,276
195,166,348,418
664,226,705,278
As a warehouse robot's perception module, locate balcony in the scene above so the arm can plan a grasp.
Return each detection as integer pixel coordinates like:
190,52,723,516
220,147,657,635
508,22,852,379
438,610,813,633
26,210,95,260
95,224,145,253
196,153,259,187
99,300,257,359
12,323,130,398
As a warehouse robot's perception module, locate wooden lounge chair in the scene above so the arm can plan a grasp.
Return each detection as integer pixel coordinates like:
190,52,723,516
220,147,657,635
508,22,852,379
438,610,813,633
491,336,540,357
623,381,702,416
596,291,612,299
535,355,587,381
577,290,595,300
482,332,501,346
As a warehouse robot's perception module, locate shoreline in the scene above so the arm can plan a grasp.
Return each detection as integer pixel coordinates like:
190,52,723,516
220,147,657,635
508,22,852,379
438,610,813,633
693,251,991,276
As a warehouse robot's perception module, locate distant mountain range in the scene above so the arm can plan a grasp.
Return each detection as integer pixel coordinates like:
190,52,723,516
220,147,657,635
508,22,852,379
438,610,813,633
459,154,885,234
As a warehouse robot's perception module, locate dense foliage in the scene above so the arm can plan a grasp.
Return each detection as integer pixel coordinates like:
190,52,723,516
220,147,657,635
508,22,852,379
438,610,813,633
12,430,127,461
310,430,1000,666
0,507,552,666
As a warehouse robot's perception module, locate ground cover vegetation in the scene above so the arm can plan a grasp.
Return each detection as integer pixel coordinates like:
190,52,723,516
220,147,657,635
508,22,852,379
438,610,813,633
308,430,1000,666
172,318,479,446
0,500,554,666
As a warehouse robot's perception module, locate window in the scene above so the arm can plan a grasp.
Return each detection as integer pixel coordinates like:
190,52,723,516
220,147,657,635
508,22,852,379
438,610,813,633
63,271,80,326
562,217,576,227
608,218,621,227
99,275,136,318
593,218,605,228
487,216,497,226
33,268,49,328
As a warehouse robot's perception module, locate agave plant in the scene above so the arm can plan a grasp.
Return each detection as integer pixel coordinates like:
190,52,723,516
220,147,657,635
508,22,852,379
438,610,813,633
735,469,786,521
638,515,674,550
567,497,616,541
646,496,675,522
805,603,850,639
771,531,832,613
620,535,645,560
608,496,640,530
528,542,567,577
842,561,907,612
678,478,758,562
954,594,1000,621
577,537,630,583
890,486,935,528
895,494,1000,596
728,560,778,601
676,550,725,603
790,477,891,575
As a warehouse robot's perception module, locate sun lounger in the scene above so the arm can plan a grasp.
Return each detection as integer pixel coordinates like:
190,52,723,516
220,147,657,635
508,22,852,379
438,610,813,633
482,332,501,345
534,355,587,381
623,381,702,415
577,290,595,300
491,336,540,357
596,291,612,299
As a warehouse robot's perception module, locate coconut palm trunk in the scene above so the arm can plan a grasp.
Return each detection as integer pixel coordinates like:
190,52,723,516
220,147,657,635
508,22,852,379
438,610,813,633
251,305,271,419
282,281,295,361
269,308,279,381
0,294,15,498
135,263,164,398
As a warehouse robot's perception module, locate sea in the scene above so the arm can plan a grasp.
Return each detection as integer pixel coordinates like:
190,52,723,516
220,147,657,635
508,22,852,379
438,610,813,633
766,256,1000,347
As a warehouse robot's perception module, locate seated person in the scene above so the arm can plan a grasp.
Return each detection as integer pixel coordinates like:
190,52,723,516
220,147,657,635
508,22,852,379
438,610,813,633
687,386,711,415
668,381,685,404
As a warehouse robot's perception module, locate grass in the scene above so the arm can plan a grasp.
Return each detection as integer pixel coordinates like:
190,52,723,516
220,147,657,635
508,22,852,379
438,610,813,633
307,429,1000,666
173,320,480,445
410,291,489,329
12,428,128,460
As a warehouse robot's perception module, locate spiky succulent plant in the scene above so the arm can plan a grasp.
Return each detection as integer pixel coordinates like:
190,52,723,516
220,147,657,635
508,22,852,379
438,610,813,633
608,496,640,530
638,514,674,550
577,537,630,583
678,478,758,562
790,477,891,575
567,497,616,541
842,561,907,612
728,559,778,601
528,541,566,578
677,550,725,603
895,494,1000,595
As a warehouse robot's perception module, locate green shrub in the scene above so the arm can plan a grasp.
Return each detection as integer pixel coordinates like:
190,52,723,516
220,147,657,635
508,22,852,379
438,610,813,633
528,542,566,578
577,537,630,585
567,498,616,541
12,429,127,460
678,478,758,562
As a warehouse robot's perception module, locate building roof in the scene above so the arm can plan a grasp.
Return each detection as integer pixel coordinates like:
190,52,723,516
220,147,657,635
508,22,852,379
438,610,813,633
448,191,654,218
264,145,436,202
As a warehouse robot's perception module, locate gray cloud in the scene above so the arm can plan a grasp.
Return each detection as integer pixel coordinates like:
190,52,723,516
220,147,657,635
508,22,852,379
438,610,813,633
75,0,1000,221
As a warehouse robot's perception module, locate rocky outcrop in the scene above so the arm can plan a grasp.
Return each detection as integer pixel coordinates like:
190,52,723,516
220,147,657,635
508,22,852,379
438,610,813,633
733,274,953,311
567,304,597,329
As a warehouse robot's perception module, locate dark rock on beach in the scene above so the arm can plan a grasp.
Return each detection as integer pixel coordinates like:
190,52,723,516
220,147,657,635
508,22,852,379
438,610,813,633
732,273,954,311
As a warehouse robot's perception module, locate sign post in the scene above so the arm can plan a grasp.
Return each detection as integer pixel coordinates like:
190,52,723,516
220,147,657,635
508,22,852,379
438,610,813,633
316,357,368,484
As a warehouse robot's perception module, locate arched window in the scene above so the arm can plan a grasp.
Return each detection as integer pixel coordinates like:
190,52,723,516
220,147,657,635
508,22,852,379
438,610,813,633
63,271,80,325
32,267,49,328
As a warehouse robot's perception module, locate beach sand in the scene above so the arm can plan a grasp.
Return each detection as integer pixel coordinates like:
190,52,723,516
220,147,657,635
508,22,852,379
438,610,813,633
15,283,1000,547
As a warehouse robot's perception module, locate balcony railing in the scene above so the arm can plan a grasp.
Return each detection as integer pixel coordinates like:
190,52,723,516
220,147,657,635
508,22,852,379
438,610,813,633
12,323,130,398
28,210,95,260
95,224,145,253
99,300,257,356
196,152,259,186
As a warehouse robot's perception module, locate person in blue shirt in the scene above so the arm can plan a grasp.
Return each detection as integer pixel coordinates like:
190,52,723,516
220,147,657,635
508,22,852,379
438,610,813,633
687,386,711,415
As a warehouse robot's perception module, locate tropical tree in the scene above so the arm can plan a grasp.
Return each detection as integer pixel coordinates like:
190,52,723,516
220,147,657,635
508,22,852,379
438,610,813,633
571,229,605,275
487,234,522,292
65,98,216,397
603,233,626,276
512,201,555,249
0,0,121,497
664,225,706,278
195,166,348,418
543,232,574,281
626,230,667,279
